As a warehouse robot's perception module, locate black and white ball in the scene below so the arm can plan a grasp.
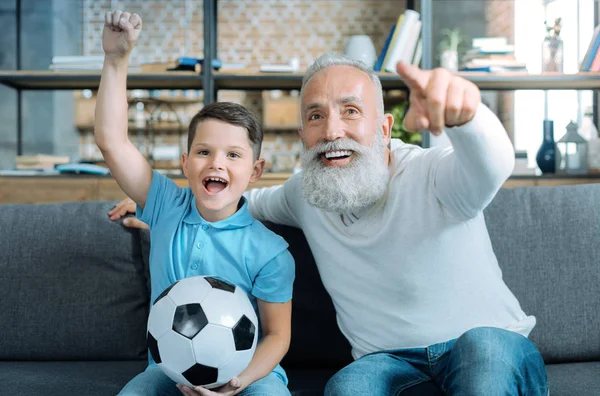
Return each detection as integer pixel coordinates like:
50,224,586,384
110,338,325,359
147,276,258,388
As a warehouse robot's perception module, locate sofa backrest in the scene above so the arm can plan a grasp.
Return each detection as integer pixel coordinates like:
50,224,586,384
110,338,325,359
484,184,600,363
0,201,149,361
2,183,597,367
263,223,354,370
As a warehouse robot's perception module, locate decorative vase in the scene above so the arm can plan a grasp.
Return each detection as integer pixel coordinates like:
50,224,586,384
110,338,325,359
440,49,459,72
343,35,377,68
536,120,556,173
542,36,563,72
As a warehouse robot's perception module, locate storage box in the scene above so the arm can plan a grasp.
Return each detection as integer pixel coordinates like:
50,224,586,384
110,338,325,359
262,92,300,129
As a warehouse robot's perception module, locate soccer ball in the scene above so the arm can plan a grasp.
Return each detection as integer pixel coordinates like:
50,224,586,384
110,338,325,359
147,276,258,388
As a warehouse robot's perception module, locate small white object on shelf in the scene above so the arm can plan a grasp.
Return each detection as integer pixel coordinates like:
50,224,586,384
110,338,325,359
259,58,300,73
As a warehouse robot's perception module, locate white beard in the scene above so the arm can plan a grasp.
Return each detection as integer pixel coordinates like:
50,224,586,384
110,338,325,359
301,130,389,214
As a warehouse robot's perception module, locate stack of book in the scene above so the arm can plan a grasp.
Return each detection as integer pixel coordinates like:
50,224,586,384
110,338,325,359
15,155,70,170
460,37,527,73
374,9,422,72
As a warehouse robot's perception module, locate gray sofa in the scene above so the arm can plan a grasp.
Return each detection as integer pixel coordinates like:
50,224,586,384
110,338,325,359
0,183,599,395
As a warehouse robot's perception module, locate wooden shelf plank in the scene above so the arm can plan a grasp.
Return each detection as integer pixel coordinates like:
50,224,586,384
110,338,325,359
3,70,600,91
0,71,203,90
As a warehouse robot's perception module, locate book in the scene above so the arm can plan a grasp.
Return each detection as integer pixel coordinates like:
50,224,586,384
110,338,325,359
384,10,421,73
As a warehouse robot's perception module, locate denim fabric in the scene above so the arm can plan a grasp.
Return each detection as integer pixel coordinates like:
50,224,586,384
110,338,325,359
324,327,548,396
118,366,290,396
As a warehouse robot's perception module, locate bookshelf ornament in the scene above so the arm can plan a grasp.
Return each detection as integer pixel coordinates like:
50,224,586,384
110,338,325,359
536,120,556,174
556,121,588,175
542,18,563,72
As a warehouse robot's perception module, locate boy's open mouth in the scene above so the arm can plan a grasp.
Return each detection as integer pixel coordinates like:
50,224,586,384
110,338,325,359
202,176,229,194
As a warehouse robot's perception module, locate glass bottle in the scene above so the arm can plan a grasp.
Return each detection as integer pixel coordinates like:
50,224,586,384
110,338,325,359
536,120,557,174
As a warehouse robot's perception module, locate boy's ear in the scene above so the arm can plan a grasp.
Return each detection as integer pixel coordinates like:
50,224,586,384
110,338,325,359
181,152,189,178
249,158,265,184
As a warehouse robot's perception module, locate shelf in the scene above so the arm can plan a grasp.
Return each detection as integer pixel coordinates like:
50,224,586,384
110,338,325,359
380,72,600,91
214,72,305,90
3,70,600,91
0,71,203,90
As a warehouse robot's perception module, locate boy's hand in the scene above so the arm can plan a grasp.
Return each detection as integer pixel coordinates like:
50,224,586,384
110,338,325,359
103,9,142,59
177,377,244,396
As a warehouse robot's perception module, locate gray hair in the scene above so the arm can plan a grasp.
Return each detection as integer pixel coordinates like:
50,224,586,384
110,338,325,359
300,53,385,124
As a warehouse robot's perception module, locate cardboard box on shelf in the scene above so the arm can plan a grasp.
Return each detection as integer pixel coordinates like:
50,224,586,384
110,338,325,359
74,91,96,128
262,92,300,130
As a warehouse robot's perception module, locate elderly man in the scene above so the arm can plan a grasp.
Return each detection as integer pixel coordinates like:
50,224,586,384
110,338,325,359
110,54,548,395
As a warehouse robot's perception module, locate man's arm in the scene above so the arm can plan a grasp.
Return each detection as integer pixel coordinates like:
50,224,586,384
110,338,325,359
108,176,303,229
95,10,152,208
396,62,514,219
433,104,514,219
244,176,301,228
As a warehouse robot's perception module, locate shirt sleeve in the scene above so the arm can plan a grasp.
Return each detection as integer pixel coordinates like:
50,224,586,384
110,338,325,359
251,247,295,303
432,103,515,220
244,174,302,228
136,170,186,228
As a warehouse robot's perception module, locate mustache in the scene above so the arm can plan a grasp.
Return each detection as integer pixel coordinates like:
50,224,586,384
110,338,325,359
303,138,366,161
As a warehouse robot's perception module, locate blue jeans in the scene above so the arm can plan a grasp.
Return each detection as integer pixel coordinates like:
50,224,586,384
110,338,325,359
325,327,548,396
119,366,290,396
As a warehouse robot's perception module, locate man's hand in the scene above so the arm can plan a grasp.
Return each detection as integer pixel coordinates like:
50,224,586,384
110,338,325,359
396,61,481,136
103,9,142,59
108,197,149,229
177,377,244,396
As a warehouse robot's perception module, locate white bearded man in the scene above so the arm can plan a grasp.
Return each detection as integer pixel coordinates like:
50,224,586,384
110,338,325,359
109,53,549,396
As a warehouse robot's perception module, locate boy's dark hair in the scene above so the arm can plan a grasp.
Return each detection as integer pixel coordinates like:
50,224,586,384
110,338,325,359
187,102,262,161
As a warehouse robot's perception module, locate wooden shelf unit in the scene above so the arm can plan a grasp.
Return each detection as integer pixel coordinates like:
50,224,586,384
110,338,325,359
3,70,600,91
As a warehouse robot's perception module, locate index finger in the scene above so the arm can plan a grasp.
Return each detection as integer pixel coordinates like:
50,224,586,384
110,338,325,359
396,61,429,93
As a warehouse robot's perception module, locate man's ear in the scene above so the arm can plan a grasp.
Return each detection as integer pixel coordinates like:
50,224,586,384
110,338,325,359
181,152,189,178
381,113,394,145
249,158,265,184
298,125,305,141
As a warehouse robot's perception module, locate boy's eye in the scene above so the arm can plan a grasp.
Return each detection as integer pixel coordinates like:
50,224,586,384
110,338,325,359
228,152,240,158
198,150,209,156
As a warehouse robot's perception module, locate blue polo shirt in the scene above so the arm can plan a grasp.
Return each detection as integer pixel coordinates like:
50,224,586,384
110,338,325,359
137,170,295,384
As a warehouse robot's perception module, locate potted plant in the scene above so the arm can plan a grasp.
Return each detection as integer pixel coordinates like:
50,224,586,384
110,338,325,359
389,100,422,146
438,27,469,71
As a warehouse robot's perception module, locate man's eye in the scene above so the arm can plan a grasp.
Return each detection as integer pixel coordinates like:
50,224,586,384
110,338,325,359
309,114,321,121
346,108,358,115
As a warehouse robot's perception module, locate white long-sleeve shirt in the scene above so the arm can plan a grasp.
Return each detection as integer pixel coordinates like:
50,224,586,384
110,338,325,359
246,103,535,360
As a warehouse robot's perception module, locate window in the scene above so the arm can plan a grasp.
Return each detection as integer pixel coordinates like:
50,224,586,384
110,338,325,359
514,0,595,167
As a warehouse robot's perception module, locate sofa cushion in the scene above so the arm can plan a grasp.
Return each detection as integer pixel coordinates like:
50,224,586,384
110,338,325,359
0,201,150,360
484,184,600,363
546,362,600,396
0,360,147,396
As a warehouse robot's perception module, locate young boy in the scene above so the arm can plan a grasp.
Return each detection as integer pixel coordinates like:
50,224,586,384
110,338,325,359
96,10,294,396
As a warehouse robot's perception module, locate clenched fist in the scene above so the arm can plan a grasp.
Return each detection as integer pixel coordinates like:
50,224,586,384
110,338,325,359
102,9,142,59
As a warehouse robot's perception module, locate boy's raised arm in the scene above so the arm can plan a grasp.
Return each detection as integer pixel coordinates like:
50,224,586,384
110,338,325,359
95,10,152,208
